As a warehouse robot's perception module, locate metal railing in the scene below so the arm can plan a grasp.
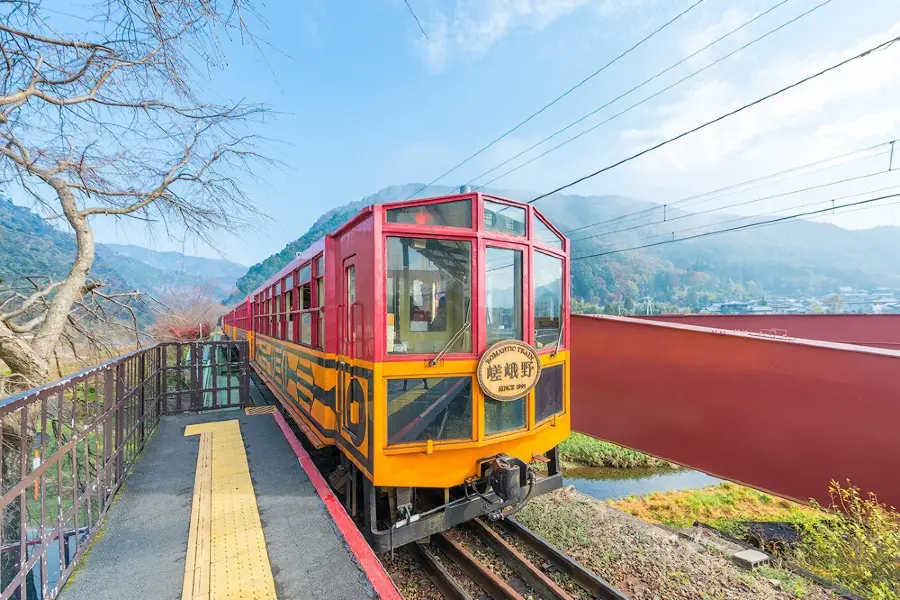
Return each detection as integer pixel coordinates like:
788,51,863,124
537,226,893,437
0,340,248,600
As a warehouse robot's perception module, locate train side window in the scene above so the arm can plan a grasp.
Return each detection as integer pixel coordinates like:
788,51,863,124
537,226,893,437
386,238,472,355
386,377,473,445
534,252,563,350
315,274,325,348
298,261,314,346
285,288,294,341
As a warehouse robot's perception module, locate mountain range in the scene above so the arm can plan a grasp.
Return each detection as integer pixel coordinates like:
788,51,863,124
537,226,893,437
229,184,900,311
0,197,246,303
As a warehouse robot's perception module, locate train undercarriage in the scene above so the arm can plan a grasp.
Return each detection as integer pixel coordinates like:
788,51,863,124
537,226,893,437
332,447,563,553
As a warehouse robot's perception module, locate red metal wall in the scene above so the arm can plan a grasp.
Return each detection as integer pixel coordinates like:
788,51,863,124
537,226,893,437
638,313,900,349
571,315,900,508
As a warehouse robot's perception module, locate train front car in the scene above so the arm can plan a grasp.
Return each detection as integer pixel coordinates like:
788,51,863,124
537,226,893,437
224,191,571,552
360,192,570,551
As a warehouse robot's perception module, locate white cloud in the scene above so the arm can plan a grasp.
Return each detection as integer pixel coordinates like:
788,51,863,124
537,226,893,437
417,0,595,70
619,19,900,175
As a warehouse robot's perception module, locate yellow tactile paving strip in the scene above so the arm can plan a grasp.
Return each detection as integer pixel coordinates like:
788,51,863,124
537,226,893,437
244,406,276,416
183,420,277,600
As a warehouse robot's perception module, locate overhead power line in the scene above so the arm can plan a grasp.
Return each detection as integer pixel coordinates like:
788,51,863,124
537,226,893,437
467,0,797,189
405,0,707,199
529,32,900,204
474,0,833,193
403,0,429,39
570,158,892,243
562,140,894,236
572,192,900,260
574,180,900,256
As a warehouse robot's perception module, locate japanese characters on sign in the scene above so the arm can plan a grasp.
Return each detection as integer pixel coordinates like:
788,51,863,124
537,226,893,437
476,340,542,401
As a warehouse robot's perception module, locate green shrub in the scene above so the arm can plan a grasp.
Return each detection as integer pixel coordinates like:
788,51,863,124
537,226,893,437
793,481,900,600
558,433,669,468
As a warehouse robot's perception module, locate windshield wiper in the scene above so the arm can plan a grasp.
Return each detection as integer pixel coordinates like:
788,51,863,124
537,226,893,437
550,304,564,358
429,299,471,367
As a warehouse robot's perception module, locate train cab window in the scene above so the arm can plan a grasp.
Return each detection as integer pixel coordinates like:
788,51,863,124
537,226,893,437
484,246,526,435
534,252,563,350
485,395,526,436
386,238,472,355
386,200,472,228
533,215,563,249
485,247,523,346
535,364,564,423
387,377,473,445
483,200,526,237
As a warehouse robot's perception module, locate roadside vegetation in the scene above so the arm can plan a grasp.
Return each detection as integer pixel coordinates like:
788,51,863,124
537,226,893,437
609,481,900,600
609,481,816,532
518,487,838,600
559,432,672,468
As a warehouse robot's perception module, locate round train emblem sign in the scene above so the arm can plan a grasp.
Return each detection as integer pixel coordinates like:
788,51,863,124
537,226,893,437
477,340,542,401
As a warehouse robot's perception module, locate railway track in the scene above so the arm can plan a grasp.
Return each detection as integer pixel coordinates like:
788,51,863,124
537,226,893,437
407,517,630,600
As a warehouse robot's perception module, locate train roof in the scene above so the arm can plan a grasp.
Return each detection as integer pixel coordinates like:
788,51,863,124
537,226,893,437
242,191,560,304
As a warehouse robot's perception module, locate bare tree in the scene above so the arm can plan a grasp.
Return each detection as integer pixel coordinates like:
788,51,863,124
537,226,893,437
150,285,225,340
0,0,269,385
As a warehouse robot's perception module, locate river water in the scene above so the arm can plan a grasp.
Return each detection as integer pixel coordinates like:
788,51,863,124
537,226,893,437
564,466,721,500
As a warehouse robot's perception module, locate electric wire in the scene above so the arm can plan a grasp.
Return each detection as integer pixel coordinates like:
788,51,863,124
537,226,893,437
465,0,795,189
528,32,900,204
403,0,429,39
404,0,707,199
572,192,900,260
574,180,900,255
473,0,835,194
561,140,894,235
570,160,891,243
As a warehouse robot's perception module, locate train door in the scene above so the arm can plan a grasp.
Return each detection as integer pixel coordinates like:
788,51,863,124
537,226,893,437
338,256,365,446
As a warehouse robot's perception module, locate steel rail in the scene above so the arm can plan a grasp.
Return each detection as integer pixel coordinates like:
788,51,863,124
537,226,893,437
407,541,473,600
432,531,526,600
471,518,575,600
502,517,631,600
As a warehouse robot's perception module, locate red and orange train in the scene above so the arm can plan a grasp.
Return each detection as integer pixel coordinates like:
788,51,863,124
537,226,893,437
222,191,571,550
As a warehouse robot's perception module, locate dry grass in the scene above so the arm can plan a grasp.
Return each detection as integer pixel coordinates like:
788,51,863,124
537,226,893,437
517,487,838,600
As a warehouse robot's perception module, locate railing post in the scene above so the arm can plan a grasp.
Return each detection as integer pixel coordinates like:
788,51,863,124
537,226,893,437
190,342,199,411
157,345,164,417
102,368,114,500
115,362,125,485
139,352,146,449
241,341,250,408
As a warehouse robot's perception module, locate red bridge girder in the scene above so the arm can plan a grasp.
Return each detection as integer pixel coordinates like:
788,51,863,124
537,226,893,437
570,314,900,508
637,313,900,349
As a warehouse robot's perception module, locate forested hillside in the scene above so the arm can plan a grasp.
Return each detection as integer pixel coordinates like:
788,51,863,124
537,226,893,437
0,197,246,302
231,184,900,311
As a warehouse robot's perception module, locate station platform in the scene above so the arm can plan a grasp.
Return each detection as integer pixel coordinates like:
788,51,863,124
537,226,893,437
60,407,398,600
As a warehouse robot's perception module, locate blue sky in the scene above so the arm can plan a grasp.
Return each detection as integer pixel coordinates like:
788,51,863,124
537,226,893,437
30,0,900,265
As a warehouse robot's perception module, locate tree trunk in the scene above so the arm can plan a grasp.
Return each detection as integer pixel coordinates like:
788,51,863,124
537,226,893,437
0,322,49,389
31,182,95,360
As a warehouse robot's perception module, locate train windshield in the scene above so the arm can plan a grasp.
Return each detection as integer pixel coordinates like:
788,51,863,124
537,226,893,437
385,237,472,355
534,251,563,349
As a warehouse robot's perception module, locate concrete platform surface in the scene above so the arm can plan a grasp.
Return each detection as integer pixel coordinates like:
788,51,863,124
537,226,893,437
61,410,376,600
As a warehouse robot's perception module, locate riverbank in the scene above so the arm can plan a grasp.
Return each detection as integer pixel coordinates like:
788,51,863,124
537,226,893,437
606,481,900,599
517,487,838,599
609,480,817,534
559,432,672,468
